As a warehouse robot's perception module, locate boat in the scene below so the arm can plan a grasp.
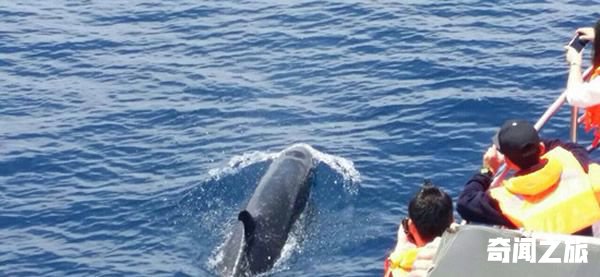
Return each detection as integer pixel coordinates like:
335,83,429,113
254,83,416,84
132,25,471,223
429,224,600,277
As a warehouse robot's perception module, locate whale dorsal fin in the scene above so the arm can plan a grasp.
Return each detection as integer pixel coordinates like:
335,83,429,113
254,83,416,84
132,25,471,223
238,210,256,240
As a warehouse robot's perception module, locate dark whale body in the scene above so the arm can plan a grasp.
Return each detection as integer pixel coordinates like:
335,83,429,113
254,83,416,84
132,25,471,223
217,145,314,276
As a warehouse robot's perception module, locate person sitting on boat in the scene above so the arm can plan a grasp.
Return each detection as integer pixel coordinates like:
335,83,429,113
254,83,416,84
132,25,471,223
457,119,600,236
565,20,600,146
384,181,453,277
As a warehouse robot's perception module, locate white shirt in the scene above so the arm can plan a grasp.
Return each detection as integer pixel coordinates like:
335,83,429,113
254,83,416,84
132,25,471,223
566,77,600,108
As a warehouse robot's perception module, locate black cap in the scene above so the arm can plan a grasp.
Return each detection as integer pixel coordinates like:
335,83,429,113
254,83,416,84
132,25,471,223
493,119,541,169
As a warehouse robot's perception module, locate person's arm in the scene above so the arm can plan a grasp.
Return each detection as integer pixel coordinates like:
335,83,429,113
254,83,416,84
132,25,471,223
393,224,415,253
456,172,515,227
542,138,590,172
564,44,589,107
565,27,600,107
457,146,515,227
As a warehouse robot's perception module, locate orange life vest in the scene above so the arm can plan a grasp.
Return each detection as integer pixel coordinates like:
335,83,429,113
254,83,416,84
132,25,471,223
489,146,600,234
582,66,600,146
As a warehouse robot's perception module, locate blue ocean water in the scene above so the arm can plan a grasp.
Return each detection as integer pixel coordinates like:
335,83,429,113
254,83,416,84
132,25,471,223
1,1,599,276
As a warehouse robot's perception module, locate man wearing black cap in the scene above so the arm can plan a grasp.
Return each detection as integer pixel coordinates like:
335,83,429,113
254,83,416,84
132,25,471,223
457,119,600,235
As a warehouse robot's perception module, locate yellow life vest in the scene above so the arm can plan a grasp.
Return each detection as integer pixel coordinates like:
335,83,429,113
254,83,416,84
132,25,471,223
489,146,600,234
384,247,418,277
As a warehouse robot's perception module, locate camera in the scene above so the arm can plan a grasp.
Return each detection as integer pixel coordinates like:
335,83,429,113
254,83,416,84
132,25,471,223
568,35,588,52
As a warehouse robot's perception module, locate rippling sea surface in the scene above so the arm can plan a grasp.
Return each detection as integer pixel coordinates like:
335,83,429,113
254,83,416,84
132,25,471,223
2,1,599,276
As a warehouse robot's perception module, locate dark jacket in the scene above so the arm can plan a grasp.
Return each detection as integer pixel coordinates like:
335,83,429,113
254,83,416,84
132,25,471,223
456,139,592,235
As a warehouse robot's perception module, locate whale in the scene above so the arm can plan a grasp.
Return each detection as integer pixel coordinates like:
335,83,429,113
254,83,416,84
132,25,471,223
217,145,314,276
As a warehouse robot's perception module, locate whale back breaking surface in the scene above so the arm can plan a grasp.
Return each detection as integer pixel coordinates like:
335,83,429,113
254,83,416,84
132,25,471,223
218,145,314,276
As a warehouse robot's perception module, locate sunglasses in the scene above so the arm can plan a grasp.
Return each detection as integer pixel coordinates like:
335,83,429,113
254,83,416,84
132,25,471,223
402,218,416,244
